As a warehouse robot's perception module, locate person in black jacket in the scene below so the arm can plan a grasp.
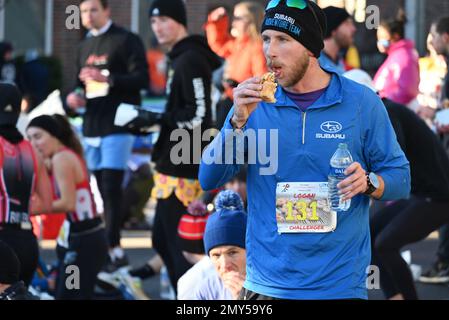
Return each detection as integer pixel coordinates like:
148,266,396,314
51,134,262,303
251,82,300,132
345,70,449,300
146,0,221,291
370,99,449,300
421,16,449,284
66,0,149,271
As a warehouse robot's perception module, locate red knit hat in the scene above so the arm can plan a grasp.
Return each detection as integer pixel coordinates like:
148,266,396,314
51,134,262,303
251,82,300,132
178,200,209,254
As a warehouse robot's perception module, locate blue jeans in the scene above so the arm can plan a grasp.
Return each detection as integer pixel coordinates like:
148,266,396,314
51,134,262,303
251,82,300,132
83,134,135,171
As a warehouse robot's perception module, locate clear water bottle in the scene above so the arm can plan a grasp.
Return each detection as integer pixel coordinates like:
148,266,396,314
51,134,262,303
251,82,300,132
328,143,353,211
74,88,86,115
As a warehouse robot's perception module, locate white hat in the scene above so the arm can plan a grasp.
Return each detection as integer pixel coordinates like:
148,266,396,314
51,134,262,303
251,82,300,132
343,69,377,93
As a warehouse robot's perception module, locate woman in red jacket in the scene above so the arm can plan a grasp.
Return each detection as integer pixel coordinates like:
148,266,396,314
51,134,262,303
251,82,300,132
205,1,268,128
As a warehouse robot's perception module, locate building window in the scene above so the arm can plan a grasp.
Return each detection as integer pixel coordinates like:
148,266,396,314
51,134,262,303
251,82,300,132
3,0,46,55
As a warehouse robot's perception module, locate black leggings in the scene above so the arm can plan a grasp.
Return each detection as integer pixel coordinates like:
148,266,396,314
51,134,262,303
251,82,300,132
152,193,193,292
55,227,108,300
0,228,39,287
94,169,125,248
370,197,449,300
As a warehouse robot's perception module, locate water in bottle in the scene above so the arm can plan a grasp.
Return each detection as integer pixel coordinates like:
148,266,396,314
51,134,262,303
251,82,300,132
328,143,353,211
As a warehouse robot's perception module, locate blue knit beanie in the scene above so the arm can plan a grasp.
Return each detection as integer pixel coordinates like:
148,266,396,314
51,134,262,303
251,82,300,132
203,190,247,254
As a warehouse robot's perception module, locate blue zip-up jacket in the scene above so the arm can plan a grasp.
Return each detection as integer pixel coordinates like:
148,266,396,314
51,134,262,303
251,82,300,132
199,66,410,299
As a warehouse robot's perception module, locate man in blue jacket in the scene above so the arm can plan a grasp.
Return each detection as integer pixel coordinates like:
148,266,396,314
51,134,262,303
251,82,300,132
199,0,410,300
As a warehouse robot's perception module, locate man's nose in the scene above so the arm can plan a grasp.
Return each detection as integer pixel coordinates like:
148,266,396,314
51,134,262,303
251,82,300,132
219,255,232,271
265,42,277,60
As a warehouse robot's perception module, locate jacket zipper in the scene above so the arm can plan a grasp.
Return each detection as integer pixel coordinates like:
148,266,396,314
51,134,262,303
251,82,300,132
302,112,307,145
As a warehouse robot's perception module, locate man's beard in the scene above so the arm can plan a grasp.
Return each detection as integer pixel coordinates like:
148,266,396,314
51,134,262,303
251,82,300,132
280,52,310,88
335,33,352,50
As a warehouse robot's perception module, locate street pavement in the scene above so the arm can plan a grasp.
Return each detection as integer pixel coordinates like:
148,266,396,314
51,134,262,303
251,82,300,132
39,231,449,300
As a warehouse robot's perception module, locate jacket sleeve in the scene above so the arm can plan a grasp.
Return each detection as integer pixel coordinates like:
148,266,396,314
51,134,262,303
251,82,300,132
161,53,210,130
108,33,149,91
361,89,411,200
204,14,233,59
199,107,245,190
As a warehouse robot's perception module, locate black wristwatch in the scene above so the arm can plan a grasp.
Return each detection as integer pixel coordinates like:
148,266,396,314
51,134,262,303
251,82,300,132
364,172,380,195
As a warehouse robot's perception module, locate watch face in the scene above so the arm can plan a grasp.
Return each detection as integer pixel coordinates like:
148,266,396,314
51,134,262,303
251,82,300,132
369,172,380,188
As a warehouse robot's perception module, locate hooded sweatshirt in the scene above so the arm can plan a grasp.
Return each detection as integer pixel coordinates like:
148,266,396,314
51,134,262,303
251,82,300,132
373,39,420,105
152,35,221,179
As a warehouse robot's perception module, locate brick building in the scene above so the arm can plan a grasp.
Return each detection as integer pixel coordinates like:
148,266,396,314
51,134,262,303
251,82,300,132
1,0,449,92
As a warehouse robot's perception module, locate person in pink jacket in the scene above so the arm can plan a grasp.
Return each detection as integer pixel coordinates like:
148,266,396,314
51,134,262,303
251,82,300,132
374,13,420,106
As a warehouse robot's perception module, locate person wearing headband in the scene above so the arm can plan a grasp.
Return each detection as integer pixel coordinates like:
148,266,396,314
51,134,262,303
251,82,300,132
27,115,108,300
200,0,410,300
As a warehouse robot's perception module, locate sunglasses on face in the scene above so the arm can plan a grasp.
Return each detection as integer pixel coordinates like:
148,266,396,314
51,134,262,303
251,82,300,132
265,0,323,38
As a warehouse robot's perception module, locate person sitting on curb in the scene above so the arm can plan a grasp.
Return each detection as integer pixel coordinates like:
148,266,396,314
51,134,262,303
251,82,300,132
193,190,247,300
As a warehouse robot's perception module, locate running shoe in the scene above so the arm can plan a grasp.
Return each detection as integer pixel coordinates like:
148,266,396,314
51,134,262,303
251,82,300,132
419,261,449,284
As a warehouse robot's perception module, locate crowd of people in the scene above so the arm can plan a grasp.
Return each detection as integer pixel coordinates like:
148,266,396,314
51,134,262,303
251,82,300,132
1,0,449,301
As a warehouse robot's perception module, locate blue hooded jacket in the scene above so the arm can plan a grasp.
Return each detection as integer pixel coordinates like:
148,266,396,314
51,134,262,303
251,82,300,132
199,66,410,299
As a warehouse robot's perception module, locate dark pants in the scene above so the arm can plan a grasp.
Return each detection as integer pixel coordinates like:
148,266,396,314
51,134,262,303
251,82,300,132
55,228,108,300
152,193,192,292
437,223,449,263
0,228,38,287
94,169,125,247
370,197,449,300
121,163,153,226
237,288,362,300
238,288,278,300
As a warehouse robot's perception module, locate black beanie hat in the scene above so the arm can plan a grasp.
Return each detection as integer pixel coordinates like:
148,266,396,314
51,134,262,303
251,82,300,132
261,0,327,57
149,0,187,27
323,6,351,39
0,83,22,126
0,240,20,285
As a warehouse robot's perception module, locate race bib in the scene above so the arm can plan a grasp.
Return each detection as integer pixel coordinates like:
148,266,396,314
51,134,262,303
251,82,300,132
57,220,70,249
275,182,337,233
